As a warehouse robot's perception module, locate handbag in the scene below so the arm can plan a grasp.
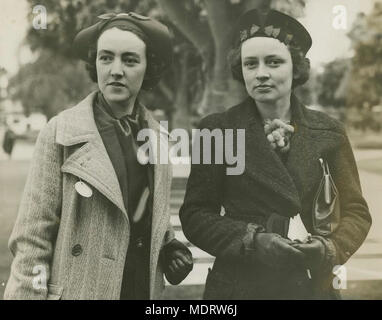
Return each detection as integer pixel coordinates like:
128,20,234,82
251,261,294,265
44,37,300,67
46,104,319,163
312,158,341,236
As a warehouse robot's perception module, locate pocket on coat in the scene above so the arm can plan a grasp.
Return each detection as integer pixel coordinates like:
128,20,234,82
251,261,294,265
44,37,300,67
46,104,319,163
203,268,234,300
47,284,64,300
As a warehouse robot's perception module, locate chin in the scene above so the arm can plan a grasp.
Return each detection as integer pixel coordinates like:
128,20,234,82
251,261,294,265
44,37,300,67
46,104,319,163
104,92,130,104
251,92,277,102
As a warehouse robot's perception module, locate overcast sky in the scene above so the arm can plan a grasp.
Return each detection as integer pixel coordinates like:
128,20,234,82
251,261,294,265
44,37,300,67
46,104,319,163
0,0,379,76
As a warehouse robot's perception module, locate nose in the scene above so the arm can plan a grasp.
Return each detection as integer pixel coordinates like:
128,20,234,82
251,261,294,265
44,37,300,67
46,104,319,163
110,58,124,78
256,62,270,81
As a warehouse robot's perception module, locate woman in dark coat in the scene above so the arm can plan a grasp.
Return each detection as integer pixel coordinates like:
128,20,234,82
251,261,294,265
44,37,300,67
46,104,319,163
179,9,372,299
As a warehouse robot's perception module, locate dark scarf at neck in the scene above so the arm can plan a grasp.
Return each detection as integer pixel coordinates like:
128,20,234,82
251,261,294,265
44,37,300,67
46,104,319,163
94,91,141,138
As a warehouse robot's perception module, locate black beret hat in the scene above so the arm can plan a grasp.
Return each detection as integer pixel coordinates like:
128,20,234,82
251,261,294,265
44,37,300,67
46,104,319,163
72,12,172,72
234,9,312,55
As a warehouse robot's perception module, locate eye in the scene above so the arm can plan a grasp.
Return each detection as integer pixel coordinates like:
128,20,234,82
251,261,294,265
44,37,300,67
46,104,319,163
99,55,113,62
123,56,140,65
243,60,258,69
267,59,283,67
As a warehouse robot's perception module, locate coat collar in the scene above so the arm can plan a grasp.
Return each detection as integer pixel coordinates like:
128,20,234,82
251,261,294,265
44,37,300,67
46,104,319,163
55,92,161,146
237,94,341,217
57,92,169,225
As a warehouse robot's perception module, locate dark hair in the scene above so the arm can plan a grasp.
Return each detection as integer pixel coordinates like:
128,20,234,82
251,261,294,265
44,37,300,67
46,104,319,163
85,26,165,90
227,39,311,88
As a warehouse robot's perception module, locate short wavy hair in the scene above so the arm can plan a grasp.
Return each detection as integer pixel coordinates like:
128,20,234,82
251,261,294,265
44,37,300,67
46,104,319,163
228,40,311,88
85,26,165,90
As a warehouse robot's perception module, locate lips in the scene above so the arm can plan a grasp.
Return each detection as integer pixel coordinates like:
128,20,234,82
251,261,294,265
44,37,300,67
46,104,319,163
255,84,273,89
108,82,126,87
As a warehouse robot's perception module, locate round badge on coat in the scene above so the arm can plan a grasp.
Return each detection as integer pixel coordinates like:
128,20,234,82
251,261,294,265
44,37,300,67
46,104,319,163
75,181,93,198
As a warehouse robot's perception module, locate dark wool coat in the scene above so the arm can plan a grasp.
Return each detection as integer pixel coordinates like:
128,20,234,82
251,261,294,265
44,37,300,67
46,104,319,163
179,95,372,299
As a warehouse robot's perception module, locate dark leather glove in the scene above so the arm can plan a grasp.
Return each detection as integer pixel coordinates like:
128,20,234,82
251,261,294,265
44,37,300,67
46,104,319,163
161,239,193,285
253,232,306,270
291,237,326,272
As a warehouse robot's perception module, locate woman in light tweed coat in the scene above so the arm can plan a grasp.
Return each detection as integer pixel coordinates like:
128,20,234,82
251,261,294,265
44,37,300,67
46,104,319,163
4,13,193,300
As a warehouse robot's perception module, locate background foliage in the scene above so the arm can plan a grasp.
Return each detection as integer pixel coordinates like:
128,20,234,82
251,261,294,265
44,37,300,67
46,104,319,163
7,0,382,131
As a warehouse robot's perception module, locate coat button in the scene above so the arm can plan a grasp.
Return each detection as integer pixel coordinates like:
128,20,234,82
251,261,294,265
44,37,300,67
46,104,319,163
72,244,83,256
136,238,144,249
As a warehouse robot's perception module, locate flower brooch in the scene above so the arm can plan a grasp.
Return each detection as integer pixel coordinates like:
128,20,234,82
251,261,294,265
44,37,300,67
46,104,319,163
264,118,295,153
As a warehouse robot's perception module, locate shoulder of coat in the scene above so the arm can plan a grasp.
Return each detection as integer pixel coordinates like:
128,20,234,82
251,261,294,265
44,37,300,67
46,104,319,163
303,107,346,135
37,115,59,143
198,100,248,130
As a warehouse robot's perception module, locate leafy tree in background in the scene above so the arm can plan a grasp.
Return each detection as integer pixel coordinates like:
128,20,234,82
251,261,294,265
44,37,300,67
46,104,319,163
346,2,382,131
314,2,382,130
0,67,8,119
8,51,94,119
316,58,349,109
10,0,307,129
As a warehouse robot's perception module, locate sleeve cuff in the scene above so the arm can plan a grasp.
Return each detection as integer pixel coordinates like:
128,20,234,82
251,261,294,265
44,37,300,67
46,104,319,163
240,223,265,258
312,235,338,274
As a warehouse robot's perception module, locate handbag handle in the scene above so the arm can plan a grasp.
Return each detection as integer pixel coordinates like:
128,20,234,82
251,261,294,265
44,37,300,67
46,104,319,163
319,158,331,205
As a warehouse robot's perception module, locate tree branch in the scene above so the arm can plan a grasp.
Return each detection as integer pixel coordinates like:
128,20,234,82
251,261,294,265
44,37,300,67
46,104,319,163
204,0,233,49
156,0,212,56
127,0,140,11
243,0,270,12
158,81,174,102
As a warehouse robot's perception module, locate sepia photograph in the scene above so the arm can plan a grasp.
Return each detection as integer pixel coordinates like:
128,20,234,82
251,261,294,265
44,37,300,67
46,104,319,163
0,0,381,303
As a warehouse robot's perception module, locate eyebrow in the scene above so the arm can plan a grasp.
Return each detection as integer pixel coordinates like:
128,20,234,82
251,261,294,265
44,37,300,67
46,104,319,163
265,55,284,59
98,50,140,57
243,54,284,59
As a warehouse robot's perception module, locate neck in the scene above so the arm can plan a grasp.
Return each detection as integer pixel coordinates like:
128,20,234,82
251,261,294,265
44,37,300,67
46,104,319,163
254,93,292,122
105,96,137,119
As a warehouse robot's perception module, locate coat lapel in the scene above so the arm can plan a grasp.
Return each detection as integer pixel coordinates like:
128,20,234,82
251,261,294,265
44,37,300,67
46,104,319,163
141,109,169,242
241,97,301,215
141,108,171,297
285,95,342,205
57,92,128,218
56,92,169,231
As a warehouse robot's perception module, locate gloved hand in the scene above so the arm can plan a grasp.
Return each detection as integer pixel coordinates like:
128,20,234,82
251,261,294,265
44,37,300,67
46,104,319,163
291,237,326,272
253,232,306,270
161,239,193,285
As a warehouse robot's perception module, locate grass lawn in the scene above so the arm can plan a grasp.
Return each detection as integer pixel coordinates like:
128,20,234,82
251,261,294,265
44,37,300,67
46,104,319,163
357,157,382,176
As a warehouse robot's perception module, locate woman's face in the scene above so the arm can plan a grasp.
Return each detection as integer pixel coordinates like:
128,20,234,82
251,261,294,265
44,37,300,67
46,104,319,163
241,37,293,104
96,27,147,108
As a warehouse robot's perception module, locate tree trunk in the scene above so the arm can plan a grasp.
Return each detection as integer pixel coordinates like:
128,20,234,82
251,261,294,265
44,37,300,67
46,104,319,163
157,0,270,118
199,0,268,115
172,50,191,131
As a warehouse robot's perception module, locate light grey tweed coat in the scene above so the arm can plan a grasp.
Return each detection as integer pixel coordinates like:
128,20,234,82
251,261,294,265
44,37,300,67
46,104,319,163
4,92,174,300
